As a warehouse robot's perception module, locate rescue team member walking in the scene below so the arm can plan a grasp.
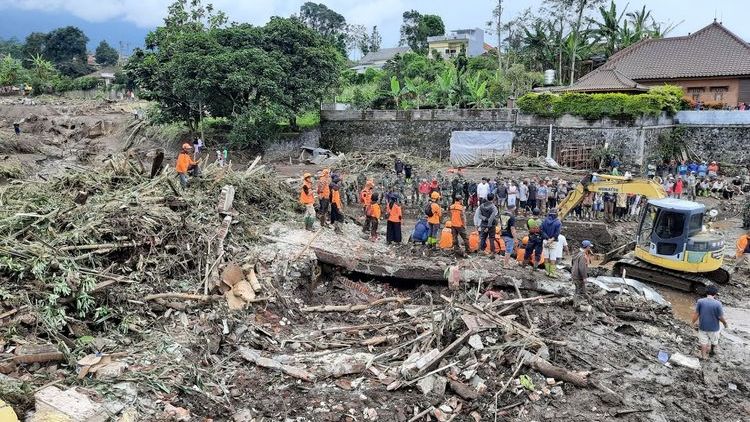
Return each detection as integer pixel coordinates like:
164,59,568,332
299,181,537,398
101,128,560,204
386,197,403,244
176,143,197,188
330,175,344,234
691,285,728,359
571,240,593,298
449,195,470,256
426,192,443,248
360,180,374,233
524,208,543,270
299,173,316,231
317,169,331,228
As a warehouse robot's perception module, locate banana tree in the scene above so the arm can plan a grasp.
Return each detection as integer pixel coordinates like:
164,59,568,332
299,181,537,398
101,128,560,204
404,77,430,109
464,71,492,109
389,76,408,109
592,0,626,56
430,66,458,108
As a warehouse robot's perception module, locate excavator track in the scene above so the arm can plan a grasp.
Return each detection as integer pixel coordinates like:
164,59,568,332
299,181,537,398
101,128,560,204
613,258,730,294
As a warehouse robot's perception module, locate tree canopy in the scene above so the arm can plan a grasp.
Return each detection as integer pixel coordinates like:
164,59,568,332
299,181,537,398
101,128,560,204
399,11,446,54
95,41,119,66
19,27,92,77
298,2,348,55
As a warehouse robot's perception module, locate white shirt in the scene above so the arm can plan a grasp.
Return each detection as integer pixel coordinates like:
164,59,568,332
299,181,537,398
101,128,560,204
554,234,568,257
477,182,490,200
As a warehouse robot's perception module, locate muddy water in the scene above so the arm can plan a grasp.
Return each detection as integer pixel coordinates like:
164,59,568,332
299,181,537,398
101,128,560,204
654,286,698,323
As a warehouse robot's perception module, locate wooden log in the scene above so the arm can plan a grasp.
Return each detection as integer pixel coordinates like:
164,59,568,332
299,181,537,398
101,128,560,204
413,330,475,378
238,347,315,382
520,350,589,387
14,344,64,364
301,296,409,313
144,293,222,302
449,380,479,400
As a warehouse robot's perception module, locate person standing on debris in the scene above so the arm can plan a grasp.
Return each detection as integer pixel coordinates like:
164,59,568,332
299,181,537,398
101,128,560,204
500,205,518,269
692,285,728,359
507,181,518,213
571,240,593,297
330,176,344,234
524,208,544,271
386,196,402,244
477,178,490,201
300,173,316,231
13,122,20,136
734,230,750,272
317,169,332,228
603,193,616,223
404,163,412,181
176,143,197,188
449,195,470,256
366,193,381,241
541,209,562,277
478,193,499,258
686,172,698,200
426,192,443,248
496,180,508,210
360,180,374,233
394,158,404,175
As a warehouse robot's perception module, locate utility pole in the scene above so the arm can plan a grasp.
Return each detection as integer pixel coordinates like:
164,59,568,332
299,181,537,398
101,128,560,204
496,0,503,71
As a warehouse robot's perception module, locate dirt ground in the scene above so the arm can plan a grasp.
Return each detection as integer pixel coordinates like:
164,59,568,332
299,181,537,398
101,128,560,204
0,98,749,422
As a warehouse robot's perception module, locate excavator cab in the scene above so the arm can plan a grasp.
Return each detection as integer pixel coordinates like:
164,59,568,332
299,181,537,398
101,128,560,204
633,198,728,288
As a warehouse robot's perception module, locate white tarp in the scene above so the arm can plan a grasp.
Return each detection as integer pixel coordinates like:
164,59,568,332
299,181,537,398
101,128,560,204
449,131,514,166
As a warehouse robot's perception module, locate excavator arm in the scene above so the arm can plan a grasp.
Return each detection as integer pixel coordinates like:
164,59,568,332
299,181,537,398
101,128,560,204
557,173,667,220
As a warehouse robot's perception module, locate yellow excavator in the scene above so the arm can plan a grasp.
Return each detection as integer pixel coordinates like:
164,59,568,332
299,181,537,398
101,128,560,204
557,173,730,293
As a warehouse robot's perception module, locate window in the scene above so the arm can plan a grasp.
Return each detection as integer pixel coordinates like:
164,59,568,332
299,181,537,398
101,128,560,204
655,211,685,239
710,87,728,102
687,87,705,101
688,213,703,236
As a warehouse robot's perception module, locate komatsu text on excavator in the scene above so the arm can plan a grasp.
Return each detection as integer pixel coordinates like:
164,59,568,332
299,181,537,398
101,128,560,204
557,173,730,293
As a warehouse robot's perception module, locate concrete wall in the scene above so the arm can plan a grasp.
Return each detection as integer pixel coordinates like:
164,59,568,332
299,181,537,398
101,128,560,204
264,128,320,162
320,109,750,166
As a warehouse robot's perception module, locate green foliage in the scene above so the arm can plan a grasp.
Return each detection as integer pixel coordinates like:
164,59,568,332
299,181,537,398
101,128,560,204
127,0,342,145
656,127,686,161
296,111,320,129
517,85,683,119
0,37,23,58
298,2,348,55
95,40,119,65
0,55,29,86
399,10,445,54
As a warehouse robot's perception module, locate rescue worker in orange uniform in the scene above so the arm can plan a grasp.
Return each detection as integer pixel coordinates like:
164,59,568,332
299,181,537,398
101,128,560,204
299,173,316,231
175,143,197,188
360,180,374,233
386,196,403,244
449,195,470,256
317,169,332,228
516,236,545,267
330,174,344,234
734,230,750,272
426,192,443,248
366,192,381,241
438,222,454,249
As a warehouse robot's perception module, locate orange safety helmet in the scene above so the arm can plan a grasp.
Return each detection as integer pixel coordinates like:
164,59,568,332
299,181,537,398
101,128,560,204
430,192,441,200
303,173,312,180
522,236,529,245
182,143,192,150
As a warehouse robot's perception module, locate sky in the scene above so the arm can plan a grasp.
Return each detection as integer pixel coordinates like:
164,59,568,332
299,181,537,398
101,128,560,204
0,0,748,57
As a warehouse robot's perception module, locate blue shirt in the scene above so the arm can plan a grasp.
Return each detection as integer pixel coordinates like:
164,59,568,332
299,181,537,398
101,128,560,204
678,165,688,175
695,297,724,332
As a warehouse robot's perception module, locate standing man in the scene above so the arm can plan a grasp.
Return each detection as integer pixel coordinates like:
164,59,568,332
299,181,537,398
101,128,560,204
571,240,593,298
527,181,537,215
360,180,374,233
691,285,728,359
300,173,316,231
603,193,616,223
449,195,470,256
386,196,403,244
426,192,443,248
477,178,490,202
496,180,508,210
176,143,196,188
478,193,499,258
330,176,344,234
317,169,332,228
500,205,518,269
524,208,544,271
734,230,750,272
13,122,20,136
394,158,404,176
686,171,698,201
541,209,562,278
366,193,381,241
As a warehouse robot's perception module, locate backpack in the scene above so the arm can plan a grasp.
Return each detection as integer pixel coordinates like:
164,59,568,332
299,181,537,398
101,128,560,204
424,202,434,218
412,220,429,242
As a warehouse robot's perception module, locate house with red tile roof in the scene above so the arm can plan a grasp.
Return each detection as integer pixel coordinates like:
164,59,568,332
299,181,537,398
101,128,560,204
558,21,750,107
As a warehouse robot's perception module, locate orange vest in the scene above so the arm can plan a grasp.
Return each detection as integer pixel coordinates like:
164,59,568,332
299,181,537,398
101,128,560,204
737,234,750,257
299,181,314,205
388,204,402,223
331,190,342,208
438,227,453,249
175,152,194,174
468,231,479,252
318,179,331,199
516,247,545,264
428,202,442,225
368,204,381,219
449,203,465,228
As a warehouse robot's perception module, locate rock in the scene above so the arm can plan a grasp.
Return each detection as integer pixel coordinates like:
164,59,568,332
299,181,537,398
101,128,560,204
438,404,453,413
233,408,254,422
468,334,484,350
325,353,374,378
94,361,128,380
578,304,593,313
546,378,556,385
34,386,112,422
449,380,479,400
13,344,64,364
469,375,485,388
415,349,440,370
0,359,17,374
433,408,450,422
416,375,436,395
550,386,564,398
335,379,352,391
470,410,482,421
728,383,738,391
669,352,701,370
363,408,378,421
163,403,190,421
112,382,138,401
433,376,448,397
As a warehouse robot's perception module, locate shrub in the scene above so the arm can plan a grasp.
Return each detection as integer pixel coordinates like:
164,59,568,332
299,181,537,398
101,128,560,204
516,92,560,117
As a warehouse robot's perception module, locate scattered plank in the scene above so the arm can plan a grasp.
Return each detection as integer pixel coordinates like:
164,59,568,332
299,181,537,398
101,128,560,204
300,296,409,313
143,293,222,302
238,347,315,382
14,344,64,364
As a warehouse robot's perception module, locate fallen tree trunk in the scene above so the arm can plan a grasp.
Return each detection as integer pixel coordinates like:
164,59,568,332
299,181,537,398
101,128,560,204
520,350,589,387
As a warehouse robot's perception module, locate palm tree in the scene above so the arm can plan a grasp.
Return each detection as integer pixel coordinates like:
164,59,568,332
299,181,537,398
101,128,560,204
626,6,652,42
592,0,626,57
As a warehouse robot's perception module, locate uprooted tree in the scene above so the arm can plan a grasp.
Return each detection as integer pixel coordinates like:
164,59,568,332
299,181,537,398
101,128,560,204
126,0,343,151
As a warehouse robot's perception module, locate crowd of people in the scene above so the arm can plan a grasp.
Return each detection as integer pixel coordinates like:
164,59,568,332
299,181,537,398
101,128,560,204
647,159,745,201
298,159,595,284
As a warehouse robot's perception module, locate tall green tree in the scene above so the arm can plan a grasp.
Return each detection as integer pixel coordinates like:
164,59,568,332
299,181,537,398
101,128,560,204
22,32,47,67
44,26,88,64
0,38,23,59
298,2,348,54
399,10,445,54
95,41,119,65
0,55,28,86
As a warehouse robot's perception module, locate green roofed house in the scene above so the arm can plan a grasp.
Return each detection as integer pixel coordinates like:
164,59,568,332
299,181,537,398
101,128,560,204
558,21,750,107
